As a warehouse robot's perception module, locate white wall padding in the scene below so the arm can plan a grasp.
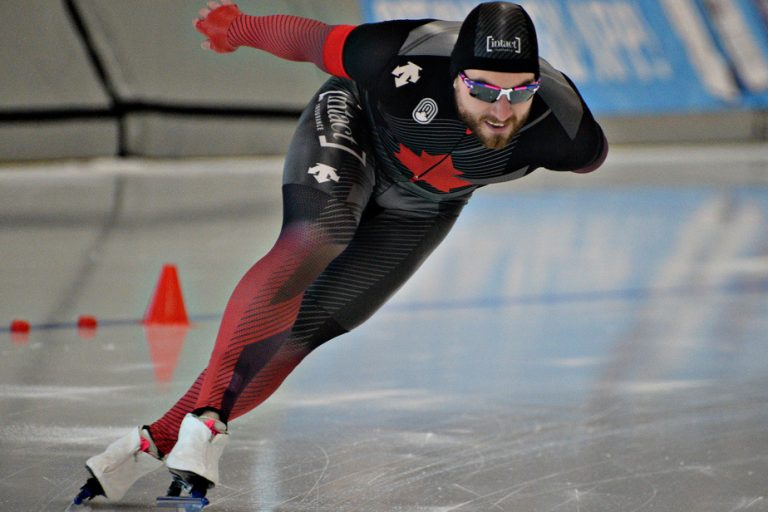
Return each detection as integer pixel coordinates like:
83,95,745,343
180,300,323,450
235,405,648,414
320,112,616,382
72,0,361,108
0,0,110,110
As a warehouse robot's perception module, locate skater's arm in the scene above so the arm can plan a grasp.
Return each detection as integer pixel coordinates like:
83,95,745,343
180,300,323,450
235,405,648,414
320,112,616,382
195,0,355,77
536,62,609,174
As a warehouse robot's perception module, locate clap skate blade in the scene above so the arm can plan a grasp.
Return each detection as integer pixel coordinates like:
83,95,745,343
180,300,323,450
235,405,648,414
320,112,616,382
156,473,210,510
156,496,209,511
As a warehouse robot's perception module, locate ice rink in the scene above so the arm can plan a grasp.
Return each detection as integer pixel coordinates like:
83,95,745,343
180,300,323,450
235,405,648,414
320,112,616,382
1,143,767,511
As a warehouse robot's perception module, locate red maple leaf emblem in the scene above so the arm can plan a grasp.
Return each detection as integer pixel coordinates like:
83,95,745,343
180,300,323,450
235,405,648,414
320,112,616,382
394,144,472,193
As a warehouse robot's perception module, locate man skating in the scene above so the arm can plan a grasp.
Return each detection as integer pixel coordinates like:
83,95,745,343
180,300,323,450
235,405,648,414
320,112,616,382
74,1,608,507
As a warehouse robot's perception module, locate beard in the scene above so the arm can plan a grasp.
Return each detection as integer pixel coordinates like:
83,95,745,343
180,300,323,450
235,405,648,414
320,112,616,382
455,93,530,150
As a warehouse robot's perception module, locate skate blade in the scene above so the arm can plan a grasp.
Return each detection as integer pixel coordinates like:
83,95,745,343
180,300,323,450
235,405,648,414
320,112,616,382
156,495,209,510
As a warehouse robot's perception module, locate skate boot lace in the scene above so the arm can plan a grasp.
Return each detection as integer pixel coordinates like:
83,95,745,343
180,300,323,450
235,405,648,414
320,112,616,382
138,428,162,459
139,437,152,453
203,418,226,436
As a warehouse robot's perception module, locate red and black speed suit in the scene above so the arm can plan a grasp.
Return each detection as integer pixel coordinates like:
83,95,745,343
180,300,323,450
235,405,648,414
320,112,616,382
149,8,608,454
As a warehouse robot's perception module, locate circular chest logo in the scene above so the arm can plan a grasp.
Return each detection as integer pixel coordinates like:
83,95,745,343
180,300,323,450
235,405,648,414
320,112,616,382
412,98,439,125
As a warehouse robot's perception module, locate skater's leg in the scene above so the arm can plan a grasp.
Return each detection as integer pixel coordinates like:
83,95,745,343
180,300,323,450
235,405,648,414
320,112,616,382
148,199,464,505
149,76,374,453
75,78,373,505
148,206,353,453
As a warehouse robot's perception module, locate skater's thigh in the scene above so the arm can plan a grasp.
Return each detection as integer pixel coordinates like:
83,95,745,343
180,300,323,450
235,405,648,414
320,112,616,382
296,187,469,344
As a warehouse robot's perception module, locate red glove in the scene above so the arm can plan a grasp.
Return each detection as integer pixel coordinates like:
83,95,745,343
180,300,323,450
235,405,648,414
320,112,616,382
195,3,242,53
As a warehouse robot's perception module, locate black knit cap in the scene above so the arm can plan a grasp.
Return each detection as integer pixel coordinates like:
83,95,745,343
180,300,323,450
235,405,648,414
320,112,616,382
450,2,539,79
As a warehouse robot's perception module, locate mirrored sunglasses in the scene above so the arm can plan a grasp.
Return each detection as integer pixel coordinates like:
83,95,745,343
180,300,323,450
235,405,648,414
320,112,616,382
459,71,540,104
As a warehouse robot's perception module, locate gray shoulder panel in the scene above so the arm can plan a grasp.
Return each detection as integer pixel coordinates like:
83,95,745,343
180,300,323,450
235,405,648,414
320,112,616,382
537,59,584,140
399,21,461,57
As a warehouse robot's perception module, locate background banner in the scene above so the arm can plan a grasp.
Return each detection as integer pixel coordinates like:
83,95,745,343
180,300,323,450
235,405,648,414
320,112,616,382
361,0,768,115
694,0,768,107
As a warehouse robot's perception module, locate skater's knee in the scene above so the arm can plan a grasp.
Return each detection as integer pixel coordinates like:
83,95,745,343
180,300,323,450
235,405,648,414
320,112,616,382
292,309,350,351
281,184,360,247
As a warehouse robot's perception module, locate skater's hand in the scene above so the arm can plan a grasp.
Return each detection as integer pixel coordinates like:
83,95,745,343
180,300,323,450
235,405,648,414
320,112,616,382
194,0,242,53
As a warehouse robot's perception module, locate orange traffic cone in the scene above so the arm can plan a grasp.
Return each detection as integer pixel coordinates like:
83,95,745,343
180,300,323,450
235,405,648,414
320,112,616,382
143,264,190,325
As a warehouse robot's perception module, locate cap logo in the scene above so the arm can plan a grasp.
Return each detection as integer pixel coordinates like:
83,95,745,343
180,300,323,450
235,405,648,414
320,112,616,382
486,36,522,54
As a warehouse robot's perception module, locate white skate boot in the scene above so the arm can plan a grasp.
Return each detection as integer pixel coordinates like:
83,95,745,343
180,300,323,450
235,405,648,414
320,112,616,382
73,426,163,505
158,413,229,509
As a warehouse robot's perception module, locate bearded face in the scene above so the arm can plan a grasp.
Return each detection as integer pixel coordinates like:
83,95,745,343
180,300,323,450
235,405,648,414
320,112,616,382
453,69,536,150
